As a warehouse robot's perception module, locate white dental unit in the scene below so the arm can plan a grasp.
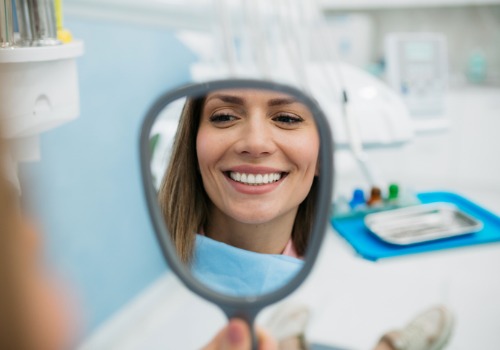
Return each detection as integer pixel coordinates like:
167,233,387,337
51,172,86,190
0,0,83,185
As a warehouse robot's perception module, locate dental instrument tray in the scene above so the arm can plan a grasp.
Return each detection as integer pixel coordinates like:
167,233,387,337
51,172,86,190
331,191,500,261
364,203,483,245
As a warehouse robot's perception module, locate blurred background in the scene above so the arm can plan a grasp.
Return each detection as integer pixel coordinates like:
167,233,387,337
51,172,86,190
3,0,499,348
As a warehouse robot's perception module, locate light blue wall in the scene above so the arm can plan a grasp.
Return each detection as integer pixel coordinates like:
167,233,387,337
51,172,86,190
21,17,197,334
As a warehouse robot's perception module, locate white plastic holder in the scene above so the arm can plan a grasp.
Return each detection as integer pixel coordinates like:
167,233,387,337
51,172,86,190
0,40,84,161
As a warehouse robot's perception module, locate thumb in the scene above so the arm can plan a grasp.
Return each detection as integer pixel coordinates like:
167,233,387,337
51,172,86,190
221,319,252,350
202,319,254,350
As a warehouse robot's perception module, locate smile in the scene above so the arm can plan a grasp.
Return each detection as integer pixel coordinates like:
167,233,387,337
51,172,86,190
228,171,285,186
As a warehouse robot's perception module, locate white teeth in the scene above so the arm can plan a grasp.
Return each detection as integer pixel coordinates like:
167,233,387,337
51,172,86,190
229,172,283,185
263,174,269,184
247,174,255,184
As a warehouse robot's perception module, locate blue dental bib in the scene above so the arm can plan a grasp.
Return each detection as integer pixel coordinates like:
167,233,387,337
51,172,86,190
191,234,304,297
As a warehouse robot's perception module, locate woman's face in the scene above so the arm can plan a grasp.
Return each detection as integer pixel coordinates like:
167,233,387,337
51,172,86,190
196,89,319,227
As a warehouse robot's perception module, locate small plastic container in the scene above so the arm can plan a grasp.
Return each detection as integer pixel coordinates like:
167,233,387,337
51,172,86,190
364,202,483,245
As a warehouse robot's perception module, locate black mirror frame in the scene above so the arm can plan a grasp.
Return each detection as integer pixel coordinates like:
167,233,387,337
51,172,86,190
139,79,334,336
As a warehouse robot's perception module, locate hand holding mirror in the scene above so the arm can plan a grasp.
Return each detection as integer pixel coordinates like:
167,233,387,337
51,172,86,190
140,79,333,349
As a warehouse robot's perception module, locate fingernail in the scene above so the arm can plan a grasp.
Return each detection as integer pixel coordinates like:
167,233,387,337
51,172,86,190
227,321,244,345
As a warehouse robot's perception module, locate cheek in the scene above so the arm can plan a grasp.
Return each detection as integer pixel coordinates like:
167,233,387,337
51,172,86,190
196,128,227,172
293,134,320,172
196,130,212,170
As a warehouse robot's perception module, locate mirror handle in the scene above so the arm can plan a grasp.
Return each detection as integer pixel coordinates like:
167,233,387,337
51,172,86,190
222,306,260,350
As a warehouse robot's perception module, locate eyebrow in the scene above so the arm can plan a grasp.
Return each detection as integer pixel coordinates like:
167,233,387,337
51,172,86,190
205,94,300,107
206,94,245,105
267,97,299,107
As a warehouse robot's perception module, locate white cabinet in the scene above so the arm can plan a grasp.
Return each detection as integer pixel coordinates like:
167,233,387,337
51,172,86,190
320,0,500,10
65,0,500,31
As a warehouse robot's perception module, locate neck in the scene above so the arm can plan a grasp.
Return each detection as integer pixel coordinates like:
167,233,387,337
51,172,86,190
204,206,297,254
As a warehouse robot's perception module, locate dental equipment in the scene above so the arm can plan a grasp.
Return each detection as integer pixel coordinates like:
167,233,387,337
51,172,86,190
0,0,83,185
1,0,14,48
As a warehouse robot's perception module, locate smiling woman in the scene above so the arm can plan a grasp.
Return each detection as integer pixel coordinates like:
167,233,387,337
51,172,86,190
154,87,320,297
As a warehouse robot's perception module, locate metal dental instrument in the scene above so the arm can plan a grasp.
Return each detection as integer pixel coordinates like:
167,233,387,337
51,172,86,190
15,0,33,45
1,0,15,48
28,0,59,46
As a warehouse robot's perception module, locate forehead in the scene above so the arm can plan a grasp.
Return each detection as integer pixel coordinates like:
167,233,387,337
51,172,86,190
204,88,301,106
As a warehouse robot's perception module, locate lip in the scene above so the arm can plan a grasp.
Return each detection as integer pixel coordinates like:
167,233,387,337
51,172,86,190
224,165,286,174
222,166,288,195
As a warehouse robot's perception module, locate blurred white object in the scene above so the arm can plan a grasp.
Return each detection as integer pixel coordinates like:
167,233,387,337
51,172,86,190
149,97,187,190
309,62,413,187
264,302,310,343
309,62,414,147
0,41,84,162
321,14,374,68
385,33,448,117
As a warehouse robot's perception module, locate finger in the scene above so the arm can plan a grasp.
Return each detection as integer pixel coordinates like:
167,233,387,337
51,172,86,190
255,325,279,350
201,327,224,350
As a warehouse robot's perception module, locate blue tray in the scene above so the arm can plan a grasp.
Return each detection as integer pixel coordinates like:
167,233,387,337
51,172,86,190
331,191,500,261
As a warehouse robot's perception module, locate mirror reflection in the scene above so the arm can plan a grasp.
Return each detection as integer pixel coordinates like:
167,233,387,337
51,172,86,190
149,88,320,297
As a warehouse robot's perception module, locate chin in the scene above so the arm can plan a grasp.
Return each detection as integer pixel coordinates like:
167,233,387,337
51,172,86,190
230,210,283,225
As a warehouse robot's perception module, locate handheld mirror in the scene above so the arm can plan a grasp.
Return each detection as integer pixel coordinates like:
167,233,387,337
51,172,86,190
140,79,333,347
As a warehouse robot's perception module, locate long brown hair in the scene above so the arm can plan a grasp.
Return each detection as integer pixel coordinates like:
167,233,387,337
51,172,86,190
158,95,318,263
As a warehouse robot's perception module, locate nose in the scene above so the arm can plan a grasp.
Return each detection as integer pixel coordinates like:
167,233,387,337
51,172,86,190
234,117,277,158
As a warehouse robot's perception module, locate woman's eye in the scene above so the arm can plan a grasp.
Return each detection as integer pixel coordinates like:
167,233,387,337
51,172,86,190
209,113,238,124
273,114,304,125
